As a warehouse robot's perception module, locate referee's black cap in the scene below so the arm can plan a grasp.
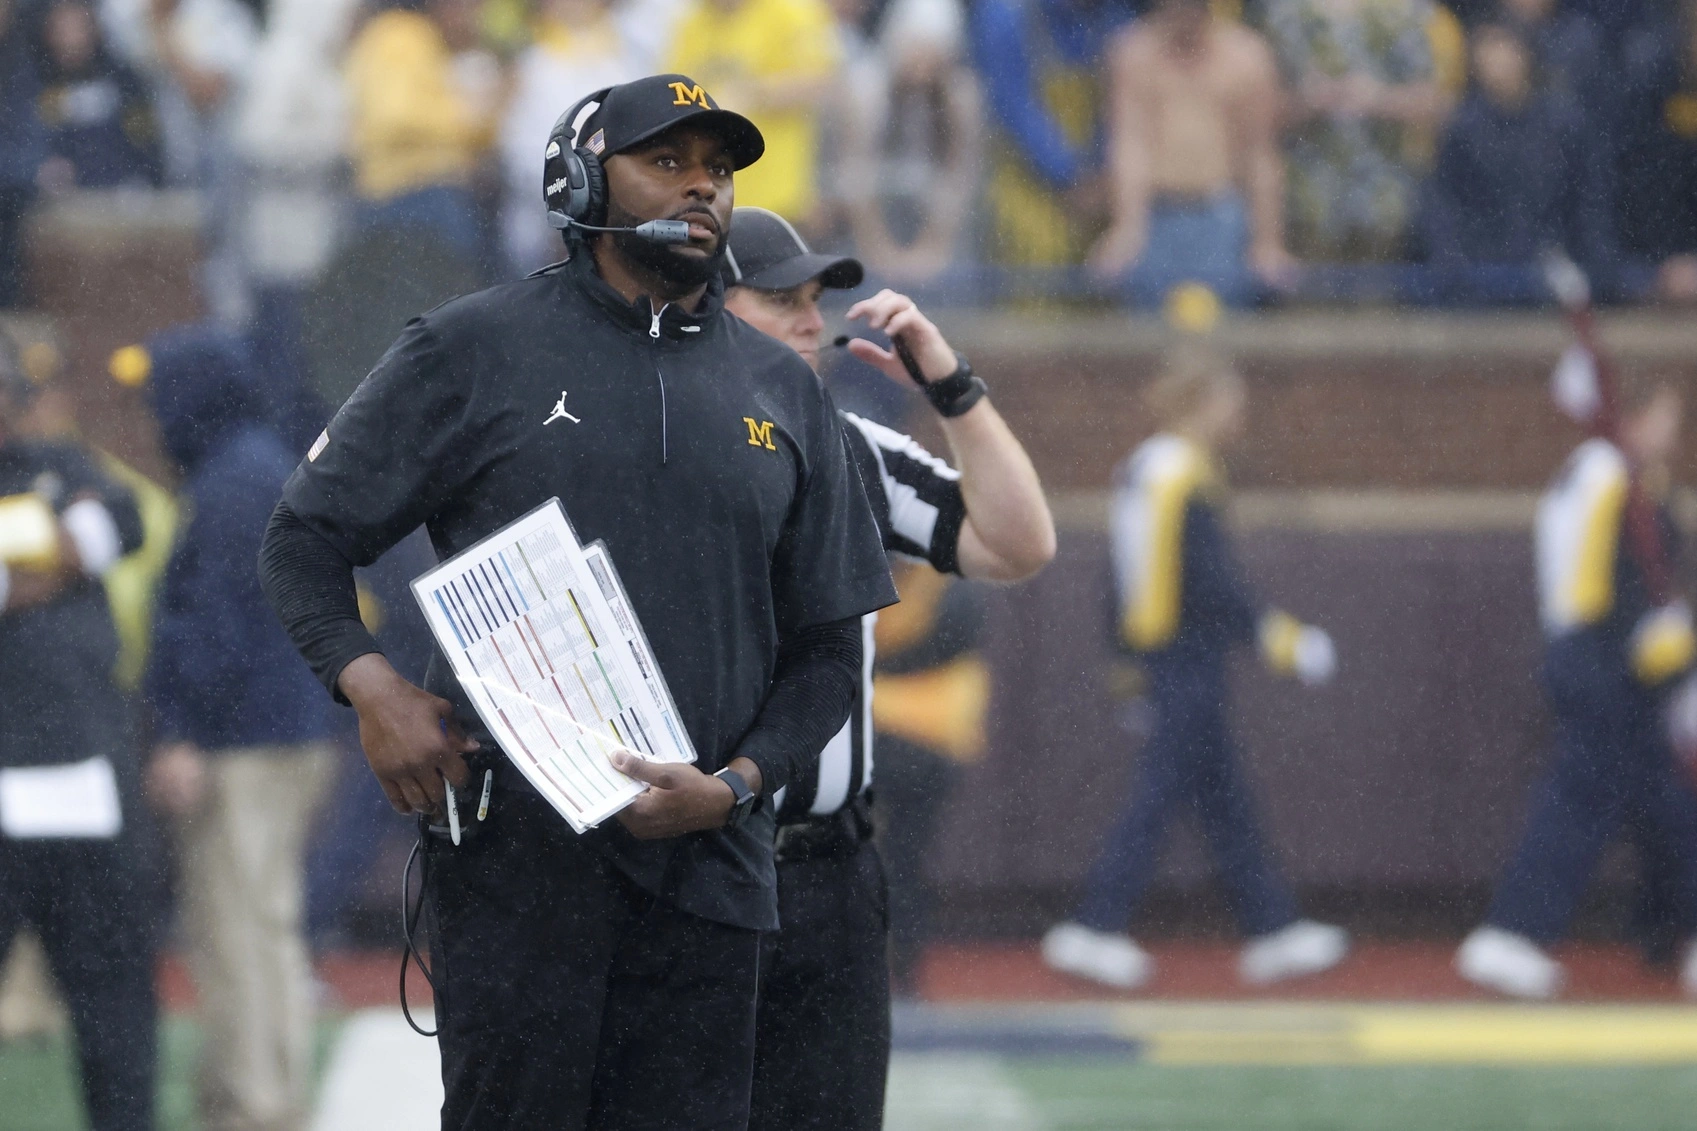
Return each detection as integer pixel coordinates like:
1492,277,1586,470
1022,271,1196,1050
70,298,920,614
579,74,765,171
721,208,865,292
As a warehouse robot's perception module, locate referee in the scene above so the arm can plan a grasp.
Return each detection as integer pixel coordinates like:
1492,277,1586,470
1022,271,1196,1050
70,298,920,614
721,208,1056,1129
259,76,896,1129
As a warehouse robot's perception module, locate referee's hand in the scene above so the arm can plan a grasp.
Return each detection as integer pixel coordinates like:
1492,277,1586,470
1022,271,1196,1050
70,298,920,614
612,754,762,840
339,653,479,815
842,289,956,385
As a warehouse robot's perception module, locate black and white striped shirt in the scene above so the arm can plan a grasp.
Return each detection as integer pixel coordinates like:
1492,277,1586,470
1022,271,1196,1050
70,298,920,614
776,412,967,822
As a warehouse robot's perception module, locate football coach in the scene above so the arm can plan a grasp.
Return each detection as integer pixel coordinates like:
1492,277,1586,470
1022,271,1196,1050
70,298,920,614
259,75,897,1129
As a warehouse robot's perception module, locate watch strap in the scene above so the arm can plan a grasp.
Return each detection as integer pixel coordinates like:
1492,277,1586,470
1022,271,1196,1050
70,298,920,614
921,353,988,418
714,767,757,828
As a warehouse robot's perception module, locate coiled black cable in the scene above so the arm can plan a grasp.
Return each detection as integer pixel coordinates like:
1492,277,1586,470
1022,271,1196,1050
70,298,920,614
399,830,439,1037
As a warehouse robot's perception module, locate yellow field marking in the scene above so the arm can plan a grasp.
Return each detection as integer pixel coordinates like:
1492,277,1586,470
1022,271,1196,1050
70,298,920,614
1104,1003,1697,1066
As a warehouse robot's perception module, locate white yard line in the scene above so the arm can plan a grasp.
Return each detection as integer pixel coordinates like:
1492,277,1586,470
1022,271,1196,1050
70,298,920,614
884,1051,1048,1131
311,1009,443,1131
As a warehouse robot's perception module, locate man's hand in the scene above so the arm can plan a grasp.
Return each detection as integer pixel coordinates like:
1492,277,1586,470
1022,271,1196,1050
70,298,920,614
147,742,208,817
1658,256,1697,303
1088,222,1146,279
843,290,957,384
611,754,763,840
4,564,67,612
1249,242,1300,291
338,653,478,815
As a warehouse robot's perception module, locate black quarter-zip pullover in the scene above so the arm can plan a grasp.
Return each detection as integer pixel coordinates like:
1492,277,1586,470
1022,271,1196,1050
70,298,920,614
267,251,896,929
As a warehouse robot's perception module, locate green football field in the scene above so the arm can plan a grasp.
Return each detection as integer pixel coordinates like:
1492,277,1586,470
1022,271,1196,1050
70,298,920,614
885,1055,1697,1129
10,1004,1697,1129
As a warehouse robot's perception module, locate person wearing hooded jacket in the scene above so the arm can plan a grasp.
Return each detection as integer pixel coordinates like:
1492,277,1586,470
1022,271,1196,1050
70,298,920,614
133,325,336,1131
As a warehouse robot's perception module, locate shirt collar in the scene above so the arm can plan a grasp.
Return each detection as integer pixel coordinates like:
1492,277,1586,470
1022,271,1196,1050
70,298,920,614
565,249,725,340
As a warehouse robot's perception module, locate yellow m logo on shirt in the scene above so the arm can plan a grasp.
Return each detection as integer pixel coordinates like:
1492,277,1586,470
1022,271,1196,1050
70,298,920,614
669,82,711,108
743,418,776,450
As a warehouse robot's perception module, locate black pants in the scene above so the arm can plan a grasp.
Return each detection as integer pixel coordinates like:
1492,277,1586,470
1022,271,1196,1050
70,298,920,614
874,735,957,989
750,832,890,1131
0,832,158,1131
427,787,761,1131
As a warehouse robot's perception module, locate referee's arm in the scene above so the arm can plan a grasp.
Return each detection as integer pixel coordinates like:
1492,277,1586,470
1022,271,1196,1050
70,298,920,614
843,290,1055,581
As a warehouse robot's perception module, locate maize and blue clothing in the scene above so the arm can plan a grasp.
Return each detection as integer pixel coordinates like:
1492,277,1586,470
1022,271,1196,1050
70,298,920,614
1487,439,1697,943
0,436,153,1131
969,0,1134,267
1073,434,1299,938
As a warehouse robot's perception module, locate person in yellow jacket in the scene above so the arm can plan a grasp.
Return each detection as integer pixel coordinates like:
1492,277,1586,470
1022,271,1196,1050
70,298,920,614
1043,344,1348,990
665,0,839,227
344,0,499,257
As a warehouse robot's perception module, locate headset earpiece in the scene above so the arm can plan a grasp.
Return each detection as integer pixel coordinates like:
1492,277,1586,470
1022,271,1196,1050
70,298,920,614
544,87,613,235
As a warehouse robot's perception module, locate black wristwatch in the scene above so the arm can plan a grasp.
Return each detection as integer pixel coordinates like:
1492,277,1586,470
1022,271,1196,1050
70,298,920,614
920,352,988,418
714,767,758,829
892,339,988,419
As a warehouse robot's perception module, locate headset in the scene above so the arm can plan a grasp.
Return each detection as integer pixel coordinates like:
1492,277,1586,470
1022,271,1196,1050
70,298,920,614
543,88,690,246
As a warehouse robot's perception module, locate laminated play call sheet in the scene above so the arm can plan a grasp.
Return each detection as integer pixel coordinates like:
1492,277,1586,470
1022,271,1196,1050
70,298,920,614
411,498,696,831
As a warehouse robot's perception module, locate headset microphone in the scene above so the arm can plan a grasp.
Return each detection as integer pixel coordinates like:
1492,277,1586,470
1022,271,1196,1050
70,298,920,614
552,215,693,244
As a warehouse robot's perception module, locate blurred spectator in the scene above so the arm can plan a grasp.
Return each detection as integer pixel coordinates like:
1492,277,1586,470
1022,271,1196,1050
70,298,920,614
618,0,690,73
96,0,261,168
969,0,1136,272
143,0,261,324
1495,0,1603,104
1264,0,1449,261
16,337,181,694
0,0,48,308
1613,0,1697,303
1418,22,1612,302
222,0,353,454
666,0,841,229
1562,0,1648,45
137,326,336,1131
499,0,642,274
1090,0,1292,308
833,0,983,284
344,0,500,261
32,0,163,189
0,329,154,1131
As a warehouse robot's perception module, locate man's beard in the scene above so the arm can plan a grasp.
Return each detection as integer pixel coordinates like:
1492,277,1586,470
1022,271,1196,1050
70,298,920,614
603,202,726,291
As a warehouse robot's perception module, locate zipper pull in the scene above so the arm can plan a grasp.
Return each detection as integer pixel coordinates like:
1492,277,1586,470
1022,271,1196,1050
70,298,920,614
649,304,665,339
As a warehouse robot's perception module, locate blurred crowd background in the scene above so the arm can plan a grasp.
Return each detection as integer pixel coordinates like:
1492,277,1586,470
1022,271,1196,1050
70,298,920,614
2,0,1697,320
3,0,1697,989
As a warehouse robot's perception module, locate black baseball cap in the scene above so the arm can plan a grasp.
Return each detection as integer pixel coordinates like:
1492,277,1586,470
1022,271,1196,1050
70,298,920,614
722,208,865,291
578,74,765,171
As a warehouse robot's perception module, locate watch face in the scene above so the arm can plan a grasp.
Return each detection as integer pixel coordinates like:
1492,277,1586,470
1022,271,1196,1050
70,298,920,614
726,793,752,829
718,769,755,829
